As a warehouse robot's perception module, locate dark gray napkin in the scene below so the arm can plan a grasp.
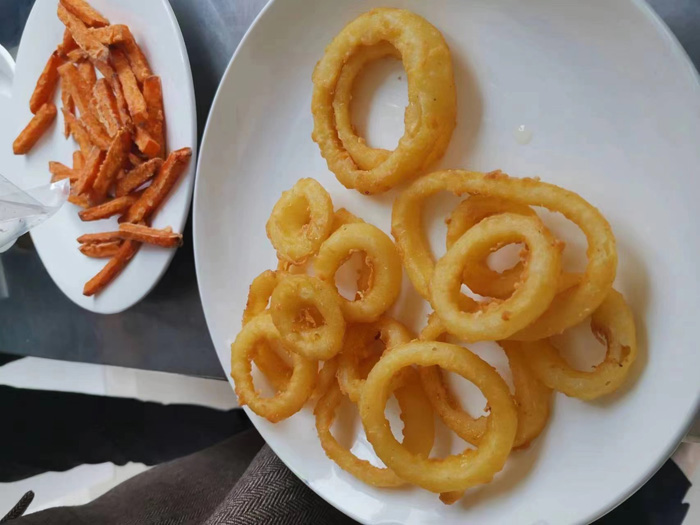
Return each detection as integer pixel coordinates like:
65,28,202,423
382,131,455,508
8,429,357,525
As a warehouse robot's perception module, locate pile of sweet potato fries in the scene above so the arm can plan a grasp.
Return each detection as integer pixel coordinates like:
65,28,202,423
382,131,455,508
12,0,192,296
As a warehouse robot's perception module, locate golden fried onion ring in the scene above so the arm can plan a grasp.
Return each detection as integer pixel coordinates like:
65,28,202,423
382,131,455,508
338,317,413,403
505,289,636,400
314,222,402,322
419,313,551,449
271,274,346,360
241,270,293,391
445,195,537,299
392,170,617,340
432,213,561,341
312,8,456,194
315,369,434,488
266,178,334,263
332,42,400,171
360,341,517,493
231,313,316,422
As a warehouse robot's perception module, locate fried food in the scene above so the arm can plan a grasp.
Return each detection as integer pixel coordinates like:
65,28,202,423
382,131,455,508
266,178,334,264
30,51,62,114
431,213,562,341
230,313,317,422
392,170,617,340
359,341,517,493
118,223,183,248
337,317,412,403
315,369,434,487
13,103,57,154
504,289,637,400
270,275,346,360
311,8,456,194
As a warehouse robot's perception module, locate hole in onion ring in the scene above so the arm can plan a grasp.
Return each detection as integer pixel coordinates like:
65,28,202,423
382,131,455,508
532,206,587,274
278,193,312,236
550,318,607,371
334,251,369,301
486,243,525,274
331,390,407,469
350,54,407,151
293,305,325,330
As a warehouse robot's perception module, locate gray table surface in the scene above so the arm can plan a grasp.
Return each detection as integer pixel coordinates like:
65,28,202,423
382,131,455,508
0,0,698,381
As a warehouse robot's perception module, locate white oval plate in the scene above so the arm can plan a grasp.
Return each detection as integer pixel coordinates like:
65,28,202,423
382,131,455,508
0,0,196,314
194,0,700,523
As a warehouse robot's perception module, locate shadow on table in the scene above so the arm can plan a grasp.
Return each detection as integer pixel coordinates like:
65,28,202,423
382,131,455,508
0,385,251,483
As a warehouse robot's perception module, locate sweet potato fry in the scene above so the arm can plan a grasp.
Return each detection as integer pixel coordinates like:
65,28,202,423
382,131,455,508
93,60,132,132
115,158,162,197
128,152,144,167
111,48,147,124
91,78,120,137
73,147,105,195
124,147,192,223
49,161,79,182
79,240,122,258
58,62,110,148
134,126,159,158
58,63,87,110
73,150,84,169
61,89,75,138
77,231,121,244
61,87,74,137
60,0,109,27
77,60,96,90
57,28,78,56
89,24,129,45
13,103,57,154
57,4,109,62
79,193,140,221
66,48,89,63
121,33,152,83
83,239,140,296
118,223,183,248
62,107,92,155
29,51,62,114
68,194,90,208
142,76,165,158
90,129,130,204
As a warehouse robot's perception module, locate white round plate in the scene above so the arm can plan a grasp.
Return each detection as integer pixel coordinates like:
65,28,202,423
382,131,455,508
194,0,700,523
0,0,196,314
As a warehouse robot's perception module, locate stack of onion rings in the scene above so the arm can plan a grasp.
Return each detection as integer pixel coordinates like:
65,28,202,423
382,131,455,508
392,170,617,340
227,4,640,507
312,8,457,194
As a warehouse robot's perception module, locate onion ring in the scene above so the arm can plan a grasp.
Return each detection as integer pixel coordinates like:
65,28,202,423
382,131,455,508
315,370,434,487
446,195,581,299
242,270,279,325
419,313,552,449
360,341,517,493
266,178,334,263
431,213,562,341
312,8,457,194
505,289,636,400
314,222,402,322
270,274,346,360
332,42,400,171
241,270,293,390
331,208,374,297
392,170,617,339
445,195,537,299
310,356,340,404
230,312,316,422
338,317,413,403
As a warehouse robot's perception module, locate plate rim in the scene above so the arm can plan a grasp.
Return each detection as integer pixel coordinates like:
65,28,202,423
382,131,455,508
15,0,198,315
192,0,700,522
